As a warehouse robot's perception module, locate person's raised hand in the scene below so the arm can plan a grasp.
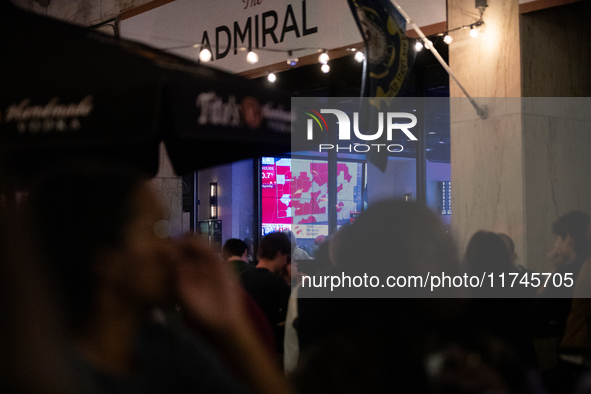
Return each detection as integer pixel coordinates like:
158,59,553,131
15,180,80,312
174,234,248,333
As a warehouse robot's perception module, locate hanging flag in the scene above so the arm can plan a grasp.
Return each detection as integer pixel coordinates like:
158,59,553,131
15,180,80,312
347,0,416,98
347,0,418,171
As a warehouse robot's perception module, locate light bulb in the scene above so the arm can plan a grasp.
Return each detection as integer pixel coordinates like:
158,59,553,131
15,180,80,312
199,48,212,62
443,34,453,44
286,57,299,66
267,73,277,83
246,51,259,64
321,64,330,73
354,51,365,62
424,40,433,50
470,27,479,38
318,52,329,64
414,41,423,52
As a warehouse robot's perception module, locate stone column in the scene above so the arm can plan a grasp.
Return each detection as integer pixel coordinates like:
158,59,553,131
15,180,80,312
448,0,525,264
520,1,591,272
448,0,591,271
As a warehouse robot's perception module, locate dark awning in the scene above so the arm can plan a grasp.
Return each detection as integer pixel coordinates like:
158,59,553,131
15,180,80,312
0,2,291,187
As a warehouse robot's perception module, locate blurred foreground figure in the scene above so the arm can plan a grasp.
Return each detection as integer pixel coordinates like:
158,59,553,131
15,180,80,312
463,231,537,366
542,214,591,394
540,211,590,301
25,161,290,394
0,202,72,393
294,201,545,393
294,201,460,393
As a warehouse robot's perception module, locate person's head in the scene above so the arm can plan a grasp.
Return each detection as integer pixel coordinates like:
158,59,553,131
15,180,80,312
314,235,325,246
318,201,462,340
465,231,515,275
257,232,291,273
283,230,298,251
497,233,517,266
331,200,458,278
222,238,249,262
329,199,461,318
551,210,591,261
25,160,177,331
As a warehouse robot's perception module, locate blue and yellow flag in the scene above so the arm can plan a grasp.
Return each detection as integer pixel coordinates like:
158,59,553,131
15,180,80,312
347,0,416,98
347,0,417,171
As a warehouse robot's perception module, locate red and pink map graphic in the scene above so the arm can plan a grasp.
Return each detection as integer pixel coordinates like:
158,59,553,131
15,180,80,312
262,158,358,227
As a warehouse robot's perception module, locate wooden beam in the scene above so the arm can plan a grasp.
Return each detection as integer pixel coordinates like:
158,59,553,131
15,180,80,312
519,0,584,14
237,20,449,79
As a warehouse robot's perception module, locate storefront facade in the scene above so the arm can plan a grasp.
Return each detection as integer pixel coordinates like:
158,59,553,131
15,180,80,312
12,0,590,270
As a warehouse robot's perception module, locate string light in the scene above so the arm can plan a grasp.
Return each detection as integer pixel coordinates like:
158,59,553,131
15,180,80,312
470,20,485,38
161,1,486,71
472,1,487,38
198,48,212,62
165,6,486,73
246,51,259,64
433,4,486,44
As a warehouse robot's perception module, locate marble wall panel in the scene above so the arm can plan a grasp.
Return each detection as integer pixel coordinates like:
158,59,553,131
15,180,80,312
101,0,153,21
12,0,159,26
449,0,525,263
153,143,183,236
448,0,522,98
46,0,101,25
156,142,177,179
11,0,48,14
519,2,591,271
150,176,183,237
520,1,591,97
450,97,523,124
522,98,591,121
101,0,125,20
523,113,591,272
451,113,525,263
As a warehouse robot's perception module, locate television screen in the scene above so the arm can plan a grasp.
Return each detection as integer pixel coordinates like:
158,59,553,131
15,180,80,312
261,157,364,238
261,157,293,235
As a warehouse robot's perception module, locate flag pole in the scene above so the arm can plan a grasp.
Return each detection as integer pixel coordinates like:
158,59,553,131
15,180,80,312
389,0,488,120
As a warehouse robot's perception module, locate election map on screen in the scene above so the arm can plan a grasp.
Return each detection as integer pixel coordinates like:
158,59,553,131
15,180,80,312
261,157,363,237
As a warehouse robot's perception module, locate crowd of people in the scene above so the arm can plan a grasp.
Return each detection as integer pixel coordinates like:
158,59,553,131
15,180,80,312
2,160,591,394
